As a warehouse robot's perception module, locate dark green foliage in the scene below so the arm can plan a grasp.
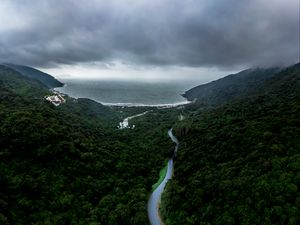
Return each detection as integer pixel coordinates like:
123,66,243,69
0,65,49,99
58,97,121,126
4,64,63,88
183,67,281,107
0,67,177,224
1,61,299,225
161,63,300,225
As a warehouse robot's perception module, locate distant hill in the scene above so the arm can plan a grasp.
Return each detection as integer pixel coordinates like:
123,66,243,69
0,64,117,122
0,65,49,101
182,67,281,107
4,64,63,88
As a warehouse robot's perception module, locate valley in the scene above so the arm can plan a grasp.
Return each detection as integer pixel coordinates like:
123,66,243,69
1,1,298,224
0,63,299,225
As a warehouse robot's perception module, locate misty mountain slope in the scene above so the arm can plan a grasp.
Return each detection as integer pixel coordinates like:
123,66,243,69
183,67,281,107
4,63,63,88
0,65,49,100
161,63,300,225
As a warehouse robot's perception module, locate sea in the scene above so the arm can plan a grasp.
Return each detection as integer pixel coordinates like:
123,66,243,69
54,78,203,106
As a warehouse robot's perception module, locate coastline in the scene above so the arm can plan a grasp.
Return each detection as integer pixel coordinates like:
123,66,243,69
54,84,191,108
101,101,191,108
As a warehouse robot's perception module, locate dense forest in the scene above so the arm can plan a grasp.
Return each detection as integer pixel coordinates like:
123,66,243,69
1,62,299,225
182,67,281,107
0,65,179,224
161,63,300,225
4,64,64,88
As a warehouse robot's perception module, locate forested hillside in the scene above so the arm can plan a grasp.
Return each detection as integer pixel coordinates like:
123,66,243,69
161,63,300,225
4,64,63,88
182,67,281,107
0,65,177,225
1,62,299,225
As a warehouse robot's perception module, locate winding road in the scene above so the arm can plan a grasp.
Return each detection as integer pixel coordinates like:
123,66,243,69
148,129,179,225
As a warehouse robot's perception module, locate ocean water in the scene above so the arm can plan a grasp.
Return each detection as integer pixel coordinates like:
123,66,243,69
55,79,200,106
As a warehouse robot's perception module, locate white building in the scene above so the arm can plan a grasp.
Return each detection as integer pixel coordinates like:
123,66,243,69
45,94,66,106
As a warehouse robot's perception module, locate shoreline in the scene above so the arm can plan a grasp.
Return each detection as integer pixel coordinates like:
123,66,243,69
102,101,191,108
54,87,191,108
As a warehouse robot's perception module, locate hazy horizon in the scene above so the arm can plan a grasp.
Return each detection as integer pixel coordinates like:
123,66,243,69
41,63,239,82
1,0,298,81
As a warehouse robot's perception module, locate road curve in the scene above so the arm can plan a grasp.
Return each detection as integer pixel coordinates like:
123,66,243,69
147,129,179,225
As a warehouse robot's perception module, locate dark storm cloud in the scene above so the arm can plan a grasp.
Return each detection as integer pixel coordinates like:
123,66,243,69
0,0,299,68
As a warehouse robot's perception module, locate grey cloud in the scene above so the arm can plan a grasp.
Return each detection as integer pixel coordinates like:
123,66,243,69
0,0,299,69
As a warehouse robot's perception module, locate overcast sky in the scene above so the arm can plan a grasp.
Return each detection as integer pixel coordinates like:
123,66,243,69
0,0,299,80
